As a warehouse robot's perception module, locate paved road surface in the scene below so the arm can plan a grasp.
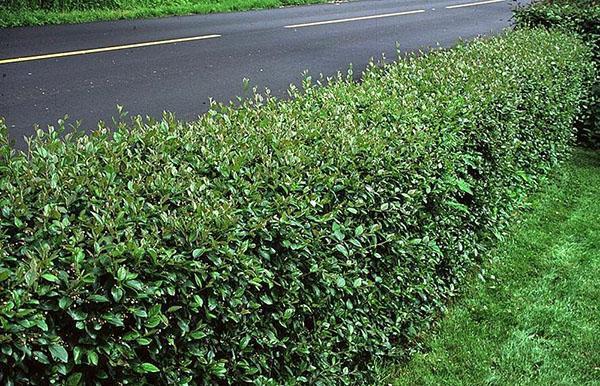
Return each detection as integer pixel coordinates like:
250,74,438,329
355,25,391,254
0,0,529,148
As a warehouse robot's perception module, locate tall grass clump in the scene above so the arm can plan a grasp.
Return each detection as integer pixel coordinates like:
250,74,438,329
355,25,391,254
0,29,595,385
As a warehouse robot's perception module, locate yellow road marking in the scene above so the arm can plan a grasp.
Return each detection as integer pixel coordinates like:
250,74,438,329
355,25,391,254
284,9,426,29
0,34,221,65
446,0,505,9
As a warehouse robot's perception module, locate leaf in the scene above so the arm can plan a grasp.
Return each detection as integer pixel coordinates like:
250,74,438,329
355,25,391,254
260,294,273,305
66,372,83,386
102,313,124,327
212,362,227,377
239,335,251,350
33,351,50,364
354,225,364,237
335,244,349,257
332,222,345,241
41,273,59,283
145,315,162,328
111,286,124,302
36,319,49,332
336,277,346,288
88,294,109,303
125,280,143,291
455,178,473,194
136,338,152,345
49,344,68,363
59,296,71,309
0,269,11,282
138,362,160,373
87,351,98,366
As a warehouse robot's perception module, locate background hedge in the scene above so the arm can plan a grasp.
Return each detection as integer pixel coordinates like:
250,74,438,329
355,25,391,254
0,29,595,385
515,0,599,147
0,0,307,12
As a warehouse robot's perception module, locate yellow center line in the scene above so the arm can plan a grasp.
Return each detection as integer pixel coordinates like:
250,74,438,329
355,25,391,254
284,9,426,29
0,34,222,65
446,0,505,9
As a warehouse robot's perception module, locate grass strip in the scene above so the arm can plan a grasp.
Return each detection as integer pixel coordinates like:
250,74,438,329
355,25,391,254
388,149,600,386
0,0,327,28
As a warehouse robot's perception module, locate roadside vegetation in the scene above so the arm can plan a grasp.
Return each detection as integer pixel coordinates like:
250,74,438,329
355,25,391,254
515,0,599,147
384,148,600,385
0,0,326,28
383,1,600,383
0,25,595,384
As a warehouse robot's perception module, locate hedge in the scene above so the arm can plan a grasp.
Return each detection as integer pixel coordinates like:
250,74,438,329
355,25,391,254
0,29,595,385
515,0,599,147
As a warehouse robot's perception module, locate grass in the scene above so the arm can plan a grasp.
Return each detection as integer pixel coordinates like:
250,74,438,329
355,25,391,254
381,148,600,385
0,0,329,28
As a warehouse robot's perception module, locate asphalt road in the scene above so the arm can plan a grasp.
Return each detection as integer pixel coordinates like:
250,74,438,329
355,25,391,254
0,0,529,148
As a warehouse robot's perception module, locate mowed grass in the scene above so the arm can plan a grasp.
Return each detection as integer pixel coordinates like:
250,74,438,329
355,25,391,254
0,0,328,28
385,149,600,386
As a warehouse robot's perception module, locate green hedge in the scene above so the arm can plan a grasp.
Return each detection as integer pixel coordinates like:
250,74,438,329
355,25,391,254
1,0,120,11
515,0,599,147
0,29,594,385
0,0,311,12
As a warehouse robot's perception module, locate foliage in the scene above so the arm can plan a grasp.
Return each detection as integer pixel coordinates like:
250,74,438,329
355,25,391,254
515,0,600,147
387,149,600,385
0,29,595,385
0,0,325,27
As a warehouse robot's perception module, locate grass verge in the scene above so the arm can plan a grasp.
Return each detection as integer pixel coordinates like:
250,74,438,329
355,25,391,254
0,0,327,28
387,149,600,385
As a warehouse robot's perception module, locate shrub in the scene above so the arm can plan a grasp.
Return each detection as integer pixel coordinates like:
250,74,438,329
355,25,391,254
1,0,120,11
515,0,600,147
0,29,595,385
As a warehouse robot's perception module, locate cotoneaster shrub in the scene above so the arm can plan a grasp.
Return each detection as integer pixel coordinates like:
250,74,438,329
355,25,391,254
515,0,599,147
0,29,595,385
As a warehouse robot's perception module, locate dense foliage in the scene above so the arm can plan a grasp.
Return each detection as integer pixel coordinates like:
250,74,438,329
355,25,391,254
515,0,599,147
0,0,312,12
0,29,595,385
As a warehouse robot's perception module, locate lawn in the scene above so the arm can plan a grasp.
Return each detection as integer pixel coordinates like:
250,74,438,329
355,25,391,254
0,0,327,28
385,149,600,385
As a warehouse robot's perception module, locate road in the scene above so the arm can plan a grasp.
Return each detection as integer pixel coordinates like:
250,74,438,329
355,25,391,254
0,0,528,148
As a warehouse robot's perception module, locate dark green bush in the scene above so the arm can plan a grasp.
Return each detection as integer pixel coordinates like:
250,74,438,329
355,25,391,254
0,29,595,385
515,0,600,147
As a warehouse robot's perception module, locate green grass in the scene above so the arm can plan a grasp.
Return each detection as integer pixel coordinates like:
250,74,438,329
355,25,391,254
382,149,600,385
0,0,328,28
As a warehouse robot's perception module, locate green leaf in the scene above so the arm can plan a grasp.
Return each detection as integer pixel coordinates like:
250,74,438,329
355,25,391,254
138,362,160,373
41,273,59,283
335,244,349,257
33,351,50,364
102,313,124,327
260,294,273,305
66,372,83,386
145,315,162,328
88,294,109,303
59,296,71,309
111,286,124,302
456,178,473,194
354,225,364,237
332,222,345,241
336,277,346,288
239,335,251,350
49,344,68,363
0,269,11,282
87,351,98,366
